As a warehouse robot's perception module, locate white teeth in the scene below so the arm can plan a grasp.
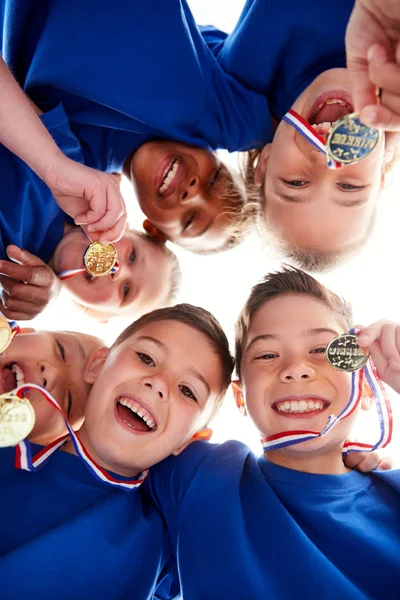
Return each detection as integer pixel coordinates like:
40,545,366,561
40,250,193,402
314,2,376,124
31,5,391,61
276,399,325,414
118,397,156,429
11,363,25,387
159,159,179,194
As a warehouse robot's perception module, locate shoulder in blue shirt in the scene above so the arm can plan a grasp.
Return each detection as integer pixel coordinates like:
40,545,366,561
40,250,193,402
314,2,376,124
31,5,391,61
0,444,178,600
147,440,400,599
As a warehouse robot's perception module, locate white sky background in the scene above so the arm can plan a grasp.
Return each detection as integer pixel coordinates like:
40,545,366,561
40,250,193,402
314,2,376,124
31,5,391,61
31,0,400,461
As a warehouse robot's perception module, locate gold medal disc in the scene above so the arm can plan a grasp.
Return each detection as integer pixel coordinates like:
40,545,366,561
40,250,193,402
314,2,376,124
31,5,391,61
0,393,35,447
325,334,368,372
83,242,118,277
326,113,380,166
0,315,12,354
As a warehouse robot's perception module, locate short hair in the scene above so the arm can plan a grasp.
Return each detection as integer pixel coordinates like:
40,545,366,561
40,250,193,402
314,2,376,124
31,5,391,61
135,231,181,304
235,266,352,379
112,303,234,422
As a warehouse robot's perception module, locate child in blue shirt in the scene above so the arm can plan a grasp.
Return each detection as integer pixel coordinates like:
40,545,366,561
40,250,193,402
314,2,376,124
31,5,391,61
0,326,103,444
0,302,234,599
0,100,180,322
145,269,400,599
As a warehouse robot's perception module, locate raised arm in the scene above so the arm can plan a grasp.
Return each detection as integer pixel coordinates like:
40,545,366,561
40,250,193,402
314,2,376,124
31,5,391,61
0,56,126,244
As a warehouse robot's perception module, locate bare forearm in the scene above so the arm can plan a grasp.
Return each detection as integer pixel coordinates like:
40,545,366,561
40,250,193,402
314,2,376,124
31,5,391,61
0,55,64,179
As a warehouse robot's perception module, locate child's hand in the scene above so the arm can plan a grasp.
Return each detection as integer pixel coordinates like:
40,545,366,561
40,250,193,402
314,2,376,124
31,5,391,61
344,450,393,472
346,0,400,130
357,321,400,394
0,245,61,320
43,157,127,245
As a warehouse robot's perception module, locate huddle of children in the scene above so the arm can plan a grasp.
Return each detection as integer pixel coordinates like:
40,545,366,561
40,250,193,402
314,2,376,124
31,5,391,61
1,0,400,597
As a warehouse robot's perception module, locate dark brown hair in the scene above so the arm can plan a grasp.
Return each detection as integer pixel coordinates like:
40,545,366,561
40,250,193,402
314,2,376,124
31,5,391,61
112,303,234,421
235,266,352,379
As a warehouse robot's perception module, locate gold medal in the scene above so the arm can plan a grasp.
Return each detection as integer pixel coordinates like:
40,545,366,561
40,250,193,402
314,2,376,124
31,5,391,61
326,113,380,166
83,242,118,277
0,392,35,447
325,334,368,372
0,315,12,354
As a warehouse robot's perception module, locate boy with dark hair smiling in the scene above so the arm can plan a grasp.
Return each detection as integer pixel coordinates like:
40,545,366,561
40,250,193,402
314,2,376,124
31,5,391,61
0,304,234,599
145,268,400,599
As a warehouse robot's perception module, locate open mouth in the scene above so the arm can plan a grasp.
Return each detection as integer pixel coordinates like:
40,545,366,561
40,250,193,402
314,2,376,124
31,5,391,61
116,396,157,432
158,158,181,196
2,362,26,392
308,93,353,132
272,397,330,416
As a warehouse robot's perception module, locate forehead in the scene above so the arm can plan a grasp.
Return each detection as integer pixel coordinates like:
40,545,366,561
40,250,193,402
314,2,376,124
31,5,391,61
248,294,346,339
123,319,215,352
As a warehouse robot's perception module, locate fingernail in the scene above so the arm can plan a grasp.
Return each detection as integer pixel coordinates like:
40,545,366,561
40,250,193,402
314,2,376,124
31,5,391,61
360,107,378,125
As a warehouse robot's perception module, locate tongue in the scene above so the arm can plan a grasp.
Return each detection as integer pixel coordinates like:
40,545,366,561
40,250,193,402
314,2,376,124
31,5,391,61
2,367,17,393
116,404,150,432
312,102,352,125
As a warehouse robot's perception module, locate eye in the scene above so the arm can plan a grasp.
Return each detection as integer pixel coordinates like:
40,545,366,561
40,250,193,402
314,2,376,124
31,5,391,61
338,183,365,191
56,340,66,361
85,272,95,283
137,352,155,367
210,167,222,188
310,347,326,354
183,212,195,231
67,390,73,416
123,282,130,300
179,385,198,402
129,248,136,264
255,352,278,360
283,180,308,187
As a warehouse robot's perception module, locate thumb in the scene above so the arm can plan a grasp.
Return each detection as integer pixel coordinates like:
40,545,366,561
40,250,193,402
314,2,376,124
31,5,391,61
6,245,46,267
348,58,380,113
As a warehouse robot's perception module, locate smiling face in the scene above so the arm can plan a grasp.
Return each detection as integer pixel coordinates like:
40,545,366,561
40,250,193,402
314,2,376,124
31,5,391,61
240,294,362,460
257,69,385,255
128,140,243,253
52,228,176,319
0,330,102,444
78,319,224,477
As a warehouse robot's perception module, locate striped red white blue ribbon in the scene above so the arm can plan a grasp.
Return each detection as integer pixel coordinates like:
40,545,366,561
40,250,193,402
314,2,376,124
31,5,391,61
282,110,342,170
57,263,119,281
13,383,148,491
261,356,392,454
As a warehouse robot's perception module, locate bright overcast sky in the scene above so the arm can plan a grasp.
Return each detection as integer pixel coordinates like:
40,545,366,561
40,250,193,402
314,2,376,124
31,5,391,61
30,0,400,460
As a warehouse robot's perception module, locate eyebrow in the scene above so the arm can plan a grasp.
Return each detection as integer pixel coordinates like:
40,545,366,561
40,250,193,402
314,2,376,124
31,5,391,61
245,328,340,352
69,333,86,361
136,335,166,349
333,196,369,207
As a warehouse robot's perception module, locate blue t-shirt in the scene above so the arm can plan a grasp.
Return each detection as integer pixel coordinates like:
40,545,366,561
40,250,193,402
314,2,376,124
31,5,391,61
0,0,271,172
210,0,354,129
146,441,400,599
0,103,81,263
0,445,178,600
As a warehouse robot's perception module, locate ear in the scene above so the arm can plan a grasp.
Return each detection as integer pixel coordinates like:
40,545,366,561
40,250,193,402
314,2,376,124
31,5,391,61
142,219,167,244
254,144,272,187
361,378,374,411
84,346,110,384
231,380,247,416
172,428,213,456
18,327,36,334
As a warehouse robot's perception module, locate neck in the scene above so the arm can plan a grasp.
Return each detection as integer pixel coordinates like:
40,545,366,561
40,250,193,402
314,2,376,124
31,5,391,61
61,426,142,478
265,445,349,475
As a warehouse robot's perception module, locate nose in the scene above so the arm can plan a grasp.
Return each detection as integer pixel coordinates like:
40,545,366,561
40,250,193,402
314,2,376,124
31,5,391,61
279,359,316,382
39,361,60,391
179,176,199,203
142,375,168,401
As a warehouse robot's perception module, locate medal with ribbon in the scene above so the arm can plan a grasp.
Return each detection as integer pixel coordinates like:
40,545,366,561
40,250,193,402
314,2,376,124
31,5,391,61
261,330,392,454
282,110,380,169
3,383,147,491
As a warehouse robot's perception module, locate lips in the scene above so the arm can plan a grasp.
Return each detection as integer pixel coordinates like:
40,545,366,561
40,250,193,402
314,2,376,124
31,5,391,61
114,395,158,434
1,362,27,393
155,156,185,199
307,91,353,126
272,395,330,418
